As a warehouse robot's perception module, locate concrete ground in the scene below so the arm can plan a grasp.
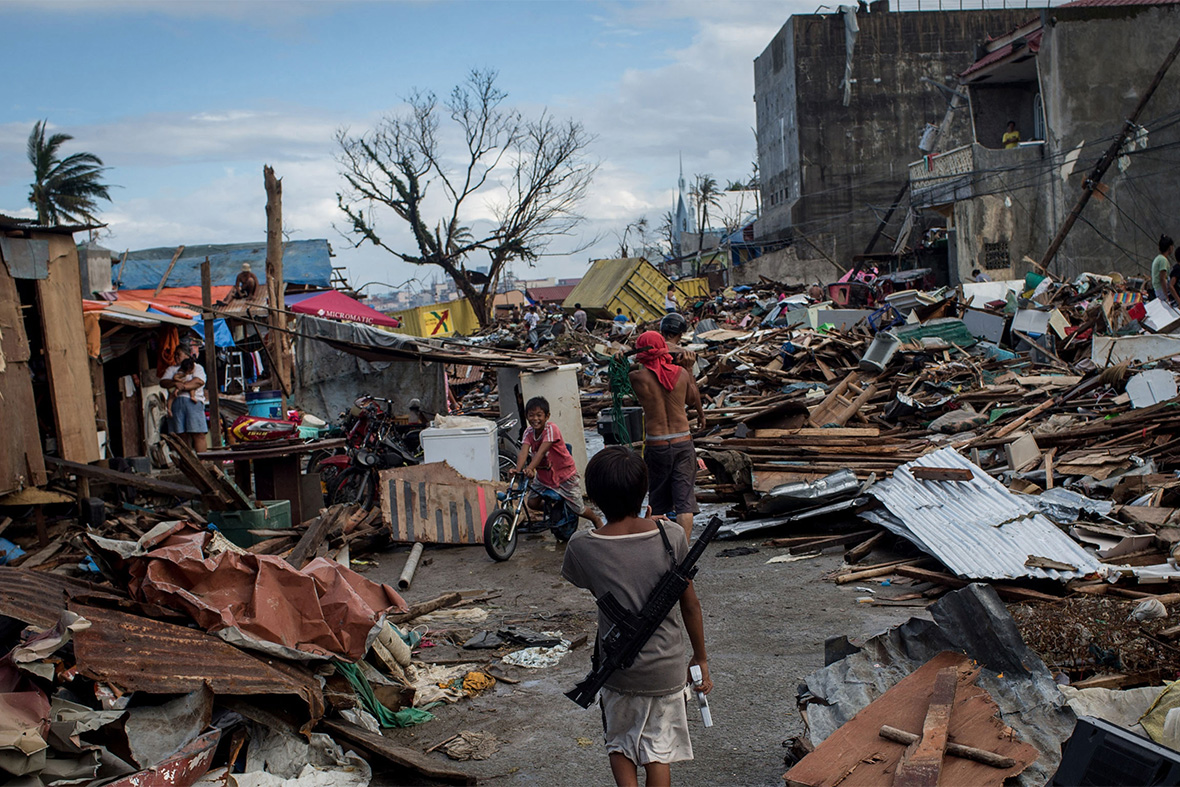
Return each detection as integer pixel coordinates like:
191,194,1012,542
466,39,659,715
366,524,925,786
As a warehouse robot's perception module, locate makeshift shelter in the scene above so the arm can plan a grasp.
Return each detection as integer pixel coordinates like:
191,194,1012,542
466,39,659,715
286,290,400,328
0,216,100,494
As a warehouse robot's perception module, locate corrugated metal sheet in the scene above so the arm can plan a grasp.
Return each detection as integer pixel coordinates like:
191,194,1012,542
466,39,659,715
71,603,324,720
562,257,670,322
864,447,1104,582
0,567,122,627
528,284,576,303
117,240,332,290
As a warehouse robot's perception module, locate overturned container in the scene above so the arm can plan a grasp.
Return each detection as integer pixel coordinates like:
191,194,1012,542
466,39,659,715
859,331,901,373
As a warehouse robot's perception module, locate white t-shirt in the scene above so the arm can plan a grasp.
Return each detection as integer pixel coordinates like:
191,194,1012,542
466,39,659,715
163,362,208,404
524,312,539,329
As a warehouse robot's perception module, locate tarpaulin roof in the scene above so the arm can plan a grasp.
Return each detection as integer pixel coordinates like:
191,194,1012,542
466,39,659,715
287,290,400,328
116,239,332,290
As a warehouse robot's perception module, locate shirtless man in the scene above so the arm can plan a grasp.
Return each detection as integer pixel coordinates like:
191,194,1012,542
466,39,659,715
629,331,706,540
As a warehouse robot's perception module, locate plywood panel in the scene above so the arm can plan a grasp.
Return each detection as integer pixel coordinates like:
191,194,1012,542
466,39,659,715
0,264,46,493
36,234,99,463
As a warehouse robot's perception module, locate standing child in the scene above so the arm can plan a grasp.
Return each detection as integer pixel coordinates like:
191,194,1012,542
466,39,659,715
166,357,197,417
515,396,603,533
562,446,712,786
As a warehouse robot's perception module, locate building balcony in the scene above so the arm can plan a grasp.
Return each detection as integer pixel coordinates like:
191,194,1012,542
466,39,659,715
909,142,1044,208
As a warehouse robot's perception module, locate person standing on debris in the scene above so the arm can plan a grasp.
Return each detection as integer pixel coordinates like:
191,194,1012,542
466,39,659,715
161,341,208,452
658,312,696,373
524,305,540,331
612,308,629,335
232,262,258,300
1002,120,1021,149
572,303,588,331
972,268,992,283
515,396,603,531
1153,235,1175,302
664,285,679,313
630,331,705,540
561,446,711,787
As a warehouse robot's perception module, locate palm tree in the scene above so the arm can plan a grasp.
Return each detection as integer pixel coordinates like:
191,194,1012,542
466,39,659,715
690,174,723,256
27,120,112,225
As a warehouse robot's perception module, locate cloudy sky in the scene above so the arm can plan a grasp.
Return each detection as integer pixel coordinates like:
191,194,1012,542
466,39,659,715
0,0,797,294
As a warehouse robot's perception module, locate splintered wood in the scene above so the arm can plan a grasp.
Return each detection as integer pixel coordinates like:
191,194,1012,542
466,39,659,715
784,652,1039,787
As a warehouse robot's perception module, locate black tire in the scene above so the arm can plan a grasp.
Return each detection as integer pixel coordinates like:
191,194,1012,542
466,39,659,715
331,467,376,511
498,452,517,481
483,507,517,561
307,449,344,493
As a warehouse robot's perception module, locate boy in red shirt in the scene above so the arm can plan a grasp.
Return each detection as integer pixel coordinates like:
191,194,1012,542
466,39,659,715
515,396,603,533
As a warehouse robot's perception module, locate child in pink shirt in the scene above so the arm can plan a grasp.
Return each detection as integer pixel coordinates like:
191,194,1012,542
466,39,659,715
516,396,602,532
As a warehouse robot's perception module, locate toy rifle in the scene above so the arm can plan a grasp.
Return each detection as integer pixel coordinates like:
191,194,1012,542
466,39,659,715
565,515,723,708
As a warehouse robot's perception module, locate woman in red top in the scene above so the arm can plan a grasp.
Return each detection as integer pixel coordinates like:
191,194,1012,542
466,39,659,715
515,396,603,530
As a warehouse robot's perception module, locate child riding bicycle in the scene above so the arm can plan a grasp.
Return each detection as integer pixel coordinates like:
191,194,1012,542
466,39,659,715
515,396,603,533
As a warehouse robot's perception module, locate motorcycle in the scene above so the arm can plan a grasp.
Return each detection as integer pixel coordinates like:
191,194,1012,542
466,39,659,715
483,473,578,561
327,404,421,511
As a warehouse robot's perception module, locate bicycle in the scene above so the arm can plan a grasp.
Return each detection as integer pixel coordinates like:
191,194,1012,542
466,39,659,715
483,473,578,561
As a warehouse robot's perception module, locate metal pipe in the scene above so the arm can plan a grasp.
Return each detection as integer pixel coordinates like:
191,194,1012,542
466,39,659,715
398,542,424,590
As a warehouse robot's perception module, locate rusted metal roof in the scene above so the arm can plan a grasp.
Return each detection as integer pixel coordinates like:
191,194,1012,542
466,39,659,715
71,603,324,722
0,567,122,627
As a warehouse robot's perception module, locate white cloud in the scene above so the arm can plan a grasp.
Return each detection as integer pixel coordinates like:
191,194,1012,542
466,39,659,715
0,3,804,290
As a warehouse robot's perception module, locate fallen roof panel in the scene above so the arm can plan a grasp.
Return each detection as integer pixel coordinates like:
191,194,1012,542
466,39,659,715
70,603,324,721
864,446,1105,582
0,567,123,628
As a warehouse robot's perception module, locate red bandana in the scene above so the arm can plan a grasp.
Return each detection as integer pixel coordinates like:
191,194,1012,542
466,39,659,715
635,331,681,391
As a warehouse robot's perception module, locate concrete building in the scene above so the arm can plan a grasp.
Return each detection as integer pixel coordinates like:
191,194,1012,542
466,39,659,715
753,5,1033,274
911,0,1180,282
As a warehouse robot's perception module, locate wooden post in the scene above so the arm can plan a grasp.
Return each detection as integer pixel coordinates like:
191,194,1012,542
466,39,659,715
264,165,288,409
201,258,222,448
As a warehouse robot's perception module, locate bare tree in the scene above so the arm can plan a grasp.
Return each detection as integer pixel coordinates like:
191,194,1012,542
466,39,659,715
657,210,676,258
335,69,596,326
614,216,650,259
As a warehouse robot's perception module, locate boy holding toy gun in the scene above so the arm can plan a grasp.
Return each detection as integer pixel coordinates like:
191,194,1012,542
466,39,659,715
561,446,712,787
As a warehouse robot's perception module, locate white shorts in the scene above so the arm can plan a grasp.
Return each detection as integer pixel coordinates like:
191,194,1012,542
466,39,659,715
600,686,693,766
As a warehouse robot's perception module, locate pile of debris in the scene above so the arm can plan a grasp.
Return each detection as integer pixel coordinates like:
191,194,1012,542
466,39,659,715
0,505,498,785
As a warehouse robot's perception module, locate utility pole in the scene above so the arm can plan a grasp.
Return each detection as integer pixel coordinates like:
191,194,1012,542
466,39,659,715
201,258,222,447
1041,31,1180,271
264,165,288,409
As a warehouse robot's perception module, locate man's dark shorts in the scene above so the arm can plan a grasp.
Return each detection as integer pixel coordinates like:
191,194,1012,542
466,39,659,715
645,441,699,517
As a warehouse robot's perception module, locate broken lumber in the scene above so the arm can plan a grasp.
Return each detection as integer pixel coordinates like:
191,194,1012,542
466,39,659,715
879,726,1016,769
319,719,475,785
892,566,1064,602
911,467,974,482
43,456,200,499
834,557,931,585
287,505,346,569
387,592,462,624
893,666,957,787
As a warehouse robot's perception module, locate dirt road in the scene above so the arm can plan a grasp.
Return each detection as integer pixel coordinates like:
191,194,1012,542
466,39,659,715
369,526,924,786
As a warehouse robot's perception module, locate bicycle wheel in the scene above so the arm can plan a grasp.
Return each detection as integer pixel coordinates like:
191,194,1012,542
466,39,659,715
330,467,376,510
483,507,517,561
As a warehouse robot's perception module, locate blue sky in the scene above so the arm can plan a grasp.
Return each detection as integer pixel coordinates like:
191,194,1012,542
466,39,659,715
1,0,792,293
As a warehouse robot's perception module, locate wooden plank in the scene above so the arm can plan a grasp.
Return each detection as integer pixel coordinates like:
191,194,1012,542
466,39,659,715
164,434,253,510
787,529,877,555
784,652,1038,787
911,467,974,482
893,666,957,787
752,427,881,438
893,566,1064,603
153,244,185,296
0,262,46,493
36,234,99,463
879,726,1016,769
318,719,477,784
286,505,344,569
43,456,200,498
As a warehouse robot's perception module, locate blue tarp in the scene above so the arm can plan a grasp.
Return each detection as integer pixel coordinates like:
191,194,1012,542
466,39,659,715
116,239,333,290
192,317,236,348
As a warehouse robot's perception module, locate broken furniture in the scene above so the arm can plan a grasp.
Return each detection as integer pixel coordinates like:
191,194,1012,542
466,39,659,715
197,437,343,522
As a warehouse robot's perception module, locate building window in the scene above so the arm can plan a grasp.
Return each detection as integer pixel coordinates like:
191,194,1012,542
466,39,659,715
983,240,1010,270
